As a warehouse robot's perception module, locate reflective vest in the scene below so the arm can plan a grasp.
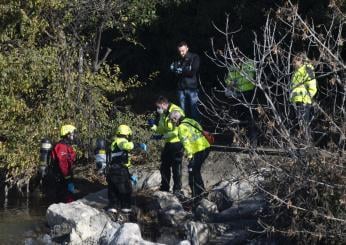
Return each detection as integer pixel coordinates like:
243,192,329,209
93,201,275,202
290,63,317,105
110,137,134,169
154,103,185,143
177,118,210,157
225,61,255,92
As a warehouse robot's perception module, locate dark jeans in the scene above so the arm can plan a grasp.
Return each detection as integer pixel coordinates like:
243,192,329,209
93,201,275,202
55,178,74,203
236,90,258,146
178,89,200,122
188,149,210,200
160,142,184,192
294,103,313,143
107,165,132,209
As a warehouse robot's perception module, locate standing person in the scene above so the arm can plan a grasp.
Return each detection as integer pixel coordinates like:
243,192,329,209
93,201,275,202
169,110,210,206
106,124,147,214
225,58,258,146
148,96,185,197
51,124,77,203
290,53,317,144
170,41,200,121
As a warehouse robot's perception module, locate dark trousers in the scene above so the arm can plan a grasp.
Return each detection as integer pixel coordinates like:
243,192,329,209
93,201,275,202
236,90,258,146
160,142,184,192
55,178,74,203
178,89,200,122
106,165,132,209
294,103,313,143
188,149,210,200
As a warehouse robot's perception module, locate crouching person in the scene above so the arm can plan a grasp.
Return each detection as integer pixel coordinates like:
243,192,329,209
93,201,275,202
169,111,210,206
106,124,147,214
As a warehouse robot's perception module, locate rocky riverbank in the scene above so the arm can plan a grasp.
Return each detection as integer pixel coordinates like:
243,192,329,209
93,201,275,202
39,152,273,244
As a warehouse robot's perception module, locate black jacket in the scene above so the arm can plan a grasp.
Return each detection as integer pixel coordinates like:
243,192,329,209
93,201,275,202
177,52,200,90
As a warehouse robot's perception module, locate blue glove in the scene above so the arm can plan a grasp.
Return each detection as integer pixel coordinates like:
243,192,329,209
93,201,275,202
67,182,75,193
130,175,138,185
147,119,156,127
138,143,147,152
151,134,163,140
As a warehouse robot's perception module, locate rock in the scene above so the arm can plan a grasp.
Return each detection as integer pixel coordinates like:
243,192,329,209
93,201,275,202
109,223,163,245
152,191,190,227
177,240,191,245
152,191,184,211
185,221,209,245
195,199,218,222
137,170,161,191
210,195,266,224
46,201,119,244
208,174,264,211
156,227,185,245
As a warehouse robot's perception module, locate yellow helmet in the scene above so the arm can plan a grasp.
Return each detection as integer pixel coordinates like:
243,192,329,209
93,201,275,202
116,124,132,136
61,124,76,137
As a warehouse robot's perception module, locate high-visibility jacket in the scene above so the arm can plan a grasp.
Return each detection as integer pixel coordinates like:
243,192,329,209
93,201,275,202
290,63,317,105
225,61,255,92
177,118,210,158
110,137,134,169
152,103,185,143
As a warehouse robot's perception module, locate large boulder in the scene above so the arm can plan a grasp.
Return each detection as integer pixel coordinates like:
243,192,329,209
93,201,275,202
152,191,190,227
109,223,163,245
136,170,161,191
46,201,119,244
208,174,264,211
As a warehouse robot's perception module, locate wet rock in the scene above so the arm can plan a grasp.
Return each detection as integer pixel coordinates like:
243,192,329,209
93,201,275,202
109,223,163,245
79,189,108,209
155,227,184,244
46,201,119,244
185,221,210,245
136,170,161,191
195,199,218,222
152,191,183,211
39,234,52,244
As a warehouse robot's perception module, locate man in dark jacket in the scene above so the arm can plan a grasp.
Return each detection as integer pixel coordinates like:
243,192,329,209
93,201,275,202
170,41,200,121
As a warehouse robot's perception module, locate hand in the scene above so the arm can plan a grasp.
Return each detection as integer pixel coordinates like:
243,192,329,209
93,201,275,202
130,175,138,185
151,134,163,140
147,119,156,127
176,67,183,74
138,143,147,152
67,182,75,193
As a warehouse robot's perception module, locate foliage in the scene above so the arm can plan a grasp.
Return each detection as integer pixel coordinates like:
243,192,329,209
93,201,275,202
0,0,160,184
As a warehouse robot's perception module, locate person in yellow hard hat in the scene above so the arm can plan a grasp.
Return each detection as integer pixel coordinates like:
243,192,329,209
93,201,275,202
169,110,210,206
106,124,147,214
148,96,185,197
225,57,258,146
51,124,77,203
290,53,317,143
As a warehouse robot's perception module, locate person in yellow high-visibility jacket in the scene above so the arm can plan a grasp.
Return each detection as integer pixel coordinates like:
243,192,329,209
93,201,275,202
290,53,317,142
148,96,185,197
225,59,258,146
169,110,210,205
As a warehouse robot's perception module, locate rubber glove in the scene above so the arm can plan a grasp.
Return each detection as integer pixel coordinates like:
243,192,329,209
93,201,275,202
138,143,147,152
130,175,138,185
151,134,163,140
67,182,75,193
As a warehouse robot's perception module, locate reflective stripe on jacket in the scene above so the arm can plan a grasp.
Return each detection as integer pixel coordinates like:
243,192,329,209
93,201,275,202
110,137,134,169
154,103,185,143
225,61,255,92
290,63,317,105
177,118,210,157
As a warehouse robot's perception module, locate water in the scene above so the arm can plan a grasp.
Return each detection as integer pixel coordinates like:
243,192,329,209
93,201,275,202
0,191,51,245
